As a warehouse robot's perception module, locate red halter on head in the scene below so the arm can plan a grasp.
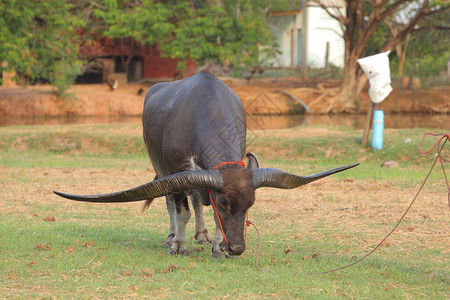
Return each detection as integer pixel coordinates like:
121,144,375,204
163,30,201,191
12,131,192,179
208,160,250,245
213,160,246,170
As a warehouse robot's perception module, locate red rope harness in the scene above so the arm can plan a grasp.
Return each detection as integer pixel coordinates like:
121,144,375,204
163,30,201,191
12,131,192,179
209,160,250,245
213,160,246,170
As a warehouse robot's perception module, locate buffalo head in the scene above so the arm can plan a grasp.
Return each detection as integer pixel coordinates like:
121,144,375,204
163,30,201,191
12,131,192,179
54,163,359,256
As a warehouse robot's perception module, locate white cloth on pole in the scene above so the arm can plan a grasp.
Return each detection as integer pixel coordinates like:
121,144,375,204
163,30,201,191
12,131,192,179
357,51,392,103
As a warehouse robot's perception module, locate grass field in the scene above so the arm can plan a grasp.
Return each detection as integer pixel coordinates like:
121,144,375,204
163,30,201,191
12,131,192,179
0,123,448,298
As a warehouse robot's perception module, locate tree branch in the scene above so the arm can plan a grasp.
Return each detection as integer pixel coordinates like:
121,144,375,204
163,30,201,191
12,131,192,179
416,25,450,31
379,0,409,21
309,0,343,23
381,2,449,51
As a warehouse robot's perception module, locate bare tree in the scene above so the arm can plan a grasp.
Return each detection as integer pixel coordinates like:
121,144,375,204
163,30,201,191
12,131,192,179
312,0,449,112
385,18,410,76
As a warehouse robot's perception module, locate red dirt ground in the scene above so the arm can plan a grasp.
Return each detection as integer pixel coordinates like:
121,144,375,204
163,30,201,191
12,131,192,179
0,77,448,116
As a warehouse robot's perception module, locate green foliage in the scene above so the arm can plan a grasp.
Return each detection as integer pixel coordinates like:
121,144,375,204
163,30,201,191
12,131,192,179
366,4,450,78
168,0,285,67
404,10,450,78
399,49,450,78
93,0,173,44
162,1,273,66
0,0,84,96
366,22,390,56
0,0,300,84
90,0,293,68
51,60,83,97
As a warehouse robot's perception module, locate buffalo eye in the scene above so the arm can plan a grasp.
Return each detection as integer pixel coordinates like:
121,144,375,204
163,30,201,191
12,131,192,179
219,198,232,211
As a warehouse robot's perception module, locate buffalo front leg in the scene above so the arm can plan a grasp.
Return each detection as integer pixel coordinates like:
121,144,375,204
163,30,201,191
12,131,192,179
168,193,191,256
164,195,177,248
212,220,228,258
191,191,211,244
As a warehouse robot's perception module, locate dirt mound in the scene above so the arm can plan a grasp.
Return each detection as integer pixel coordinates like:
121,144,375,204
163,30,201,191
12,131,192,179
230,80,449,115
0,79,448,116
0,84,146,116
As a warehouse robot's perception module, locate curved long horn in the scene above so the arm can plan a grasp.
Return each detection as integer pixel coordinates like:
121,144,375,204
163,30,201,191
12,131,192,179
54,170,222,203
252,163,359,189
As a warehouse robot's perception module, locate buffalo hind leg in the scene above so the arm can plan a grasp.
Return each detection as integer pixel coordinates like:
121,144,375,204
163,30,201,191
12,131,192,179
191,192,211,244
168,193,191,256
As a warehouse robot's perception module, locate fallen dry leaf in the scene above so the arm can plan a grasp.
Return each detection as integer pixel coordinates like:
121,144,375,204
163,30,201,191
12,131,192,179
142,268,155,278
34,243,51,251
162,264,182,273
188,247,204,253
65,246,76,254
381,161,399,168
82,241,95,248
284,248,293,254
27,261,38,266
43,215,55,222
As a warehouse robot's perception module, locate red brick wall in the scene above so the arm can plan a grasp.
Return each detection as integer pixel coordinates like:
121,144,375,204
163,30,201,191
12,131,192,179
143,56,196,78
143,56,178,78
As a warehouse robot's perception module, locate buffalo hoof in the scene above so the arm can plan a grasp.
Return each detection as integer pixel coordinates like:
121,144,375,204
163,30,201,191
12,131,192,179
195,230,211,245
212,250,229,259
197,238,211,245
168,248,189,256
165,234,175,248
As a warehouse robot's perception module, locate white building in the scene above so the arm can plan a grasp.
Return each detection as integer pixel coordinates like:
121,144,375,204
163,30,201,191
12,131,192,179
267,0,346,68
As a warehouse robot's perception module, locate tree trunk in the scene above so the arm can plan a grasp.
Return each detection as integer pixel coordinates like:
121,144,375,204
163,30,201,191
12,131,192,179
397,45,405,76
396,34,410,76
338,53,361,112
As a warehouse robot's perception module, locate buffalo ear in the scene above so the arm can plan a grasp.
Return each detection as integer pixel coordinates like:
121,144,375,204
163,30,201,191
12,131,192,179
245,152,259,169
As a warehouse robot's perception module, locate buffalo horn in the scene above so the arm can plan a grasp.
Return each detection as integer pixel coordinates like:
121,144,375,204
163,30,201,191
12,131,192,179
54,170,222,203
252,163,359,189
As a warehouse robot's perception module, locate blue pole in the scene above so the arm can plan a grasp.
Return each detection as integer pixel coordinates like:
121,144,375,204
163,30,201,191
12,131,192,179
372,109,384,150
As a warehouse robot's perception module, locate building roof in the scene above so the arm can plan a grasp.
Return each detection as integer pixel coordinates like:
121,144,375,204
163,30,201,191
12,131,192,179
269,9,301,16
309,0,346,8
268,0,346,16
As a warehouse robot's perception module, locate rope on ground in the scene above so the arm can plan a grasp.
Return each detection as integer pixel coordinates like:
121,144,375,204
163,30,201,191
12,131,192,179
307,132,449,275
246,220,261,269
419,133,450,207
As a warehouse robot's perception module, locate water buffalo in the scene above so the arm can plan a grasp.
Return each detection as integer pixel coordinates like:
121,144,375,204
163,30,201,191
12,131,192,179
54,72,358,258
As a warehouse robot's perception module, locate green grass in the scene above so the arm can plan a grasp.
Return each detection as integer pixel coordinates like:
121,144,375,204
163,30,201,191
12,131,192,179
0,124,444,175
0,124,448,298
1,209,447,298
247,126,446,187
